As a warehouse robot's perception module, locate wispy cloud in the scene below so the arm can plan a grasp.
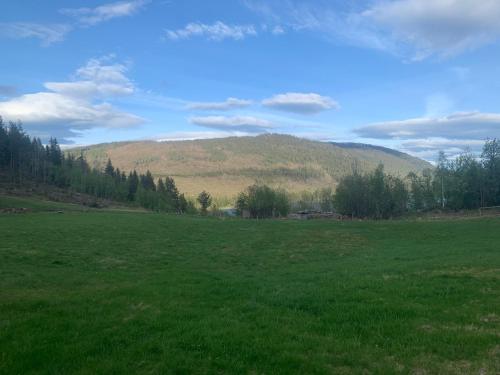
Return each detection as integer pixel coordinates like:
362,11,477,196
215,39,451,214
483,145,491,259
245,0,500,60
166,21,257,41
1,1,149,47
271,25,285,35
400,138,485,159
186,97,252,111
0,57,144,143
355,112,500,141
45,56,135,98
263,92,339,114
61,0,150,26
189,115,273,132
0,22,72,46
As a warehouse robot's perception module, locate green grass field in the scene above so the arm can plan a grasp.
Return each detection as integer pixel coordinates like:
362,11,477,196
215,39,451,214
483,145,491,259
0,195,89,212
1,208,499,374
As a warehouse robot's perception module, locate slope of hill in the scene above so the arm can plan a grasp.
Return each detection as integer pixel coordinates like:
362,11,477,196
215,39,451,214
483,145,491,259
69,134,431,199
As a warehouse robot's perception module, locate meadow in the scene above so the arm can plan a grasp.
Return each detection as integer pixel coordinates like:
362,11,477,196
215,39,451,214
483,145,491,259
1,204,499,374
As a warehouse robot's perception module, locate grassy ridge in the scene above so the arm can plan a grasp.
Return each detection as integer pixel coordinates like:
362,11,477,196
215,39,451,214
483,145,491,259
1,211,499,374
69,134,431,199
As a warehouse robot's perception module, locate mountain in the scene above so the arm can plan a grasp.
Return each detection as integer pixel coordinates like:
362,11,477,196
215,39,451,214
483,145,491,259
69,134,431,199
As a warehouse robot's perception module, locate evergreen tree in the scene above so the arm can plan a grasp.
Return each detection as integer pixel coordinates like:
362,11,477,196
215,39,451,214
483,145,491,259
140,170,156,191
127,171,139,201
104,158,115,177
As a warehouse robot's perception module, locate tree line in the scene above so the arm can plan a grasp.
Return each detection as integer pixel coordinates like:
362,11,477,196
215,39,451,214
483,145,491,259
333,140,500,218
3,118,500,219
232,139,500,219
0,120,196,213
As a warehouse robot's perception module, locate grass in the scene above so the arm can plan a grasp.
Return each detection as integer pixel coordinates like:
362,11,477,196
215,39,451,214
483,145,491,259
1,208,499,374
0,195,89,212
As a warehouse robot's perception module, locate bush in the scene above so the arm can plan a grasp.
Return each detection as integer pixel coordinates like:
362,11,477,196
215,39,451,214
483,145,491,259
236,184,290,218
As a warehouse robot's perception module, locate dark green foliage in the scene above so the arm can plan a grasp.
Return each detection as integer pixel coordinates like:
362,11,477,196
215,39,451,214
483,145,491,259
318,187,335,212
140,171,156,191
127,170,139,201
432,143,500,210
156,176,188,213
481,139,500,205
407,169,435,211
197,190,212,215
334,165,408,219
0,120,186,213
336,140,500,218
236,184,290,218
104,158,115,176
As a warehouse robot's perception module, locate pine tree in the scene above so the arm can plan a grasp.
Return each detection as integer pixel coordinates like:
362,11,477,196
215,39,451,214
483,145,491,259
104,158,115,177
128,171,139,201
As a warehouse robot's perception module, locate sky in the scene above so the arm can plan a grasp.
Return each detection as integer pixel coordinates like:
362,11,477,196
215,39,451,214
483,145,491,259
1,0,500,160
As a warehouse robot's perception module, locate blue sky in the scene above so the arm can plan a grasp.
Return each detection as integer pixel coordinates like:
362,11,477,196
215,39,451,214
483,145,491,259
1,0,500,160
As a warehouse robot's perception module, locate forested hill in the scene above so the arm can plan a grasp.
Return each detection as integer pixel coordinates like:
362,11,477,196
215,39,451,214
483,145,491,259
69,134,431,198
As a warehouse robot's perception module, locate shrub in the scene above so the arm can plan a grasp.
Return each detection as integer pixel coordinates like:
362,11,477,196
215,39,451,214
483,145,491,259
236,184,290,218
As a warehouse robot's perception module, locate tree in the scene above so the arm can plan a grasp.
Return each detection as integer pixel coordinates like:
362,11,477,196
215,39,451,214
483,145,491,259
178,193,188,213
334,165,408,219
197,191,212,215
140,170,156,191
127,171,139,201
435,151,448,209
334,169,368,218
104,158,115,176
319,187,335,212
236,191,249,216
235,184,290,218
0,120,189,213
481,139,500,206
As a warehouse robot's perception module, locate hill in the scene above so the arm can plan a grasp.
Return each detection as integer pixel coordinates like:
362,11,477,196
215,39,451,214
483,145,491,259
69,134,431,199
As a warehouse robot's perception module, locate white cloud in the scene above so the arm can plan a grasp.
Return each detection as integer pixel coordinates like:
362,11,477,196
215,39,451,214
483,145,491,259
262,92,339,114
45,57,134,98
246,0,500,60
0,22,72,46
272,25,285,35
361,0,500,60
165,21,257,41
61,0,149,26
0,57,144,142
401,138,486,159
186,97,252,111
0,93,142,128
355,112,500,140
189,115,273,132
0,1,148,47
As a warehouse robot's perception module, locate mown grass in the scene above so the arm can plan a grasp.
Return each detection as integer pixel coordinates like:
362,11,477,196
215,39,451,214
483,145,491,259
0,210,499,374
